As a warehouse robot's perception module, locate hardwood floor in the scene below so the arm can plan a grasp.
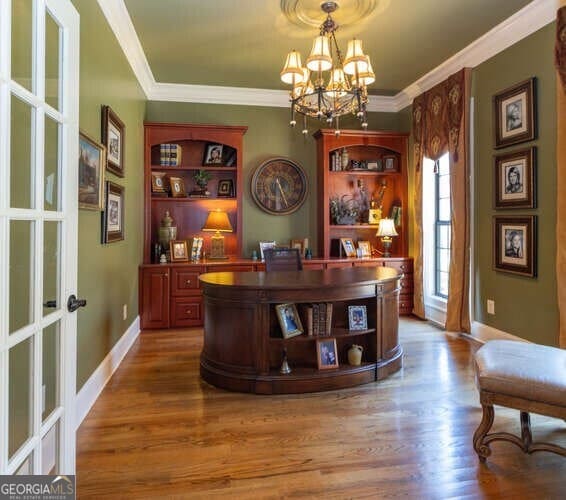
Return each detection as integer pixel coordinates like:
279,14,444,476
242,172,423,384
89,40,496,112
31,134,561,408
76,318,566,499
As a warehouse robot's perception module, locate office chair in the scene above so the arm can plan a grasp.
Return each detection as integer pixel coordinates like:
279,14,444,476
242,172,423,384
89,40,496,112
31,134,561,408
263,248,303,272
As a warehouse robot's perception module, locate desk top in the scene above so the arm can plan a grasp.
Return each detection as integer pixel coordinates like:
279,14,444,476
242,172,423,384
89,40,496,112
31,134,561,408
199,266,400,290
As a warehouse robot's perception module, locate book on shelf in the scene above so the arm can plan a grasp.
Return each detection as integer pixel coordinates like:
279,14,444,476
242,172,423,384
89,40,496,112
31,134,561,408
300,304,314,336
159,143,183,166
300,303,333,337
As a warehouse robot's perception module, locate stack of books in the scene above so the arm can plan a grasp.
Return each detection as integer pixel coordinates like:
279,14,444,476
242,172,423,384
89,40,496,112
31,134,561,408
160,144,183,166
301,303,333,336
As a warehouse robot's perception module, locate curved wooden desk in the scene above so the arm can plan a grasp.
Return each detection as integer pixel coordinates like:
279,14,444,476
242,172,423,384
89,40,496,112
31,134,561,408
199,267,403,394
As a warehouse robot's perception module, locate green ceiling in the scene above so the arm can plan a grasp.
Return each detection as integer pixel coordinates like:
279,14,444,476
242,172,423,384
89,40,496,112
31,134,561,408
124,0,532,95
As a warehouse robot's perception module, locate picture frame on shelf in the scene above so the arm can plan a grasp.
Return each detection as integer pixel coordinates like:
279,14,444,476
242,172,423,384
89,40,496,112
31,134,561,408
493,215,536,277
151,172,167,193
189,236,204,261
316,338,339,370
493,78,536,149
101,105,125,177
203,143,223,165
169,176,186,197
494,147,536,209
348,305,368,331
383,155,398,172
217,179,234,197
259,240,276,260
78,130,106,211
357,241,371,258
275,303,304,339
102,181,124,243
169,240,189,262
340,238,356,258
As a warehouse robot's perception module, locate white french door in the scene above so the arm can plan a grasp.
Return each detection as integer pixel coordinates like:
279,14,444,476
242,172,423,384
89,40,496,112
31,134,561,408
0,0,79,475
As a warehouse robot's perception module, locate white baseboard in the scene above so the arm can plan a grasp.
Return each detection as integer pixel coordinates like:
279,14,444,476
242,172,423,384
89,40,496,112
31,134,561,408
469,320,529,344
75,316,140,429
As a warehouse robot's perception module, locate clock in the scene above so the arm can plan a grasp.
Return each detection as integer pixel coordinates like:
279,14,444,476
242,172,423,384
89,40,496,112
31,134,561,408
251,157,308,215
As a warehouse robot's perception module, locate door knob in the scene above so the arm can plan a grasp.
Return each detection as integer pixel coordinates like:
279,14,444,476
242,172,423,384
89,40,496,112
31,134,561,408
67,294,87,313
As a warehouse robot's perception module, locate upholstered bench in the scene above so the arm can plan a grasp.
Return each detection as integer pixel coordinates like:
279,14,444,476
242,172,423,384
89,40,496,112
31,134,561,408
473,340,566,461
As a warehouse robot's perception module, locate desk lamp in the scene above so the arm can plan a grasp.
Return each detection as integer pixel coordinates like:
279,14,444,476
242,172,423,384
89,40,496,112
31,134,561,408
376,218,398,258
202,209,233,259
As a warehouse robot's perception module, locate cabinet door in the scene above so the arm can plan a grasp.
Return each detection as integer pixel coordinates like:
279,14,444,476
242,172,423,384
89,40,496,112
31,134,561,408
140,267,170,329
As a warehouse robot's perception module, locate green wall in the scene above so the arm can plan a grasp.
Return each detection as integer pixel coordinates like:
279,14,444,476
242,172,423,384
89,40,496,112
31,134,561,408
473,23,558,345
73,0,146,389
145,102,407,256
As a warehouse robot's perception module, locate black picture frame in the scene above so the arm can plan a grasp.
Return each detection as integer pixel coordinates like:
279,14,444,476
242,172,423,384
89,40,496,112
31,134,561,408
101,105,125,177
217,179,234,197
102,181,124,243
203,144,224,165
493,78,537,149
493,215,536,277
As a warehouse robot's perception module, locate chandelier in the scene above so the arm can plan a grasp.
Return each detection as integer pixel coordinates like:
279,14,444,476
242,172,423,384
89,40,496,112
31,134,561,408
280,1,375,135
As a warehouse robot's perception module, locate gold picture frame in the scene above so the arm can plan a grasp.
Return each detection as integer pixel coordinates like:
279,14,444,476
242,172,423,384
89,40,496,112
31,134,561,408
357,241,371,258
169,176,186,197
340,238,356,258
170,240,189,262
275,303,304,339
316,338,339,370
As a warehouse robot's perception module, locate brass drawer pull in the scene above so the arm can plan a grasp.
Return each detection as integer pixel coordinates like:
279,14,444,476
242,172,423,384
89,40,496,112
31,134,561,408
186,279,191,285
185,309,192,315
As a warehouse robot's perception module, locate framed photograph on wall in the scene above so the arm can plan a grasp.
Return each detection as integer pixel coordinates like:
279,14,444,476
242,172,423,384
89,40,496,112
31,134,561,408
102,181,124,243
493,215,537,277
316,338,339,370
494,147,536,209
78,131,106,210
101,105,125,177
275,303,304,339
493,78,536,149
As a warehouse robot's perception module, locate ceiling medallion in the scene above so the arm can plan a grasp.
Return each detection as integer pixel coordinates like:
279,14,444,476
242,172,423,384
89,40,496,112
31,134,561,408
280,0,380,30
280,1,375,135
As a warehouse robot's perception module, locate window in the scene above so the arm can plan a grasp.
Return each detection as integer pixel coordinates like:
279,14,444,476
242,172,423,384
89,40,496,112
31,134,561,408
423,153,450,320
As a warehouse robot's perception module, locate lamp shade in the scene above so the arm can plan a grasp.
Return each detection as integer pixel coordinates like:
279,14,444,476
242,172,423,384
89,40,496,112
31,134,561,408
306,35,332,72
343,39,367,75
326,67,349,97
351,56,375,86
202,210,233,233
376,218,398,237
280,50,304,84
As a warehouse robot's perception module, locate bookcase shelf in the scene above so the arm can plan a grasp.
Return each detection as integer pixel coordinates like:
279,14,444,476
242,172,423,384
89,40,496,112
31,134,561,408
151,165,237,172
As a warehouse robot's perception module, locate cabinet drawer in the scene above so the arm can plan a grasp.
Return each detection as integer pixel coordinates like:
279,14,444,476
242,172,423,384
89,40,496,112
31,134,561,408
399,275,414,294
353,260,379,268
207,264,255,272
171,298,202,327
303,262,325,270
398,293,413,315
384,259,413,274
171,268,201,296
326,261,352,269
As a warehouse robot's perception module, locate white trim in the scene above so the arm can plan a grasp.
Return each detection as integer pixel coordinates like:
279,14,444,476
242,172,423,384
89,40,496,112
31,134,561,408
96,0,155,98
97,0,556,112
470,320,529,344
75,316,140,429
424,301,447,327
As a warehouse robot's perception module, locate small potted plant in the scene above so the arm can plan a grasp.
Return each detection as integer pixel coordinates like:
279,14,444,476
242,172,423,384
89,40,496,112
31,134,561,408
192,169,212,196
329,194,359,225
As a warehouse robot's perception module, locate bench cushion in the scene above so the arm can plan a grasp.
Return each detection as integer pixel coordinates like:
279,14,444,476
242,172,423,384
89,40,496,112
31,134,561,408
474,340,566,408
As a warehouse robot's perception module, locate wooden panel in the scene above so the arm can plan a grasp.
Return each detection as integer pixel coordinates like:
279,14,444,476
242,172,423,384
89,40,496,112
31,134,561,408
140,267,169,329
302,262,325,270
383,258,413,273
206,263,254,272
171,297,202,327
171,268,201,296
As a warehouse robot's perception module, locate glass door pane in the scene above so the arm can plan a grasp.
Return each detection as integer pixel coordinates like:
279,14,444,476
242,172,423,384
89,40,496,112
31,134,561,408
41,422,60,475
42,322,60,421
45,11,61,110
9,220,35,334
9,337,33,458
44,117,61,210
43,221,61,316
10,95,34,209
11,0,33,91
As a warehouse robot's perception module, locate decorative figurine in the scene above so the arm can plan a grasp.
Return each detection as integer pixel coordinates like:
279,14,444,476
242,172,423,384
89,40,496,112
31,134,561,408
158,210,177,249
280,348,291,374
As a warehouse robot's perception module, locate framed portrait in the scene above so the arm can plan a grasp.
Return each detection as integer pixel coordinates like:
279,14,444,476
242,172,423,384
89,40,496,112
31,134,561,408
316,338,339,370
383,155,398,172
493,215,537,277
151,172,167,193
275,303,304,339
78,131,106,210
494,147,536,209
259,240,276,260
357,241,371,258
203,144,224,165
217,179,234,197
101,105,125,177
493,78,536,149
348,305,368,331
102,181,124,243
290,238,309,255
340,238,356,258
169,240,189,262
169,176,186,197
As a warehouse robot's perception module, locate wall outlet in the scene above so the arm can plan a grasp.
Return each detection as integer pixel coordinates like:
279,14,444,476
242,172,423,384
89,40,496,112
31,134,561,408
122,304,128,320
487,299,495,315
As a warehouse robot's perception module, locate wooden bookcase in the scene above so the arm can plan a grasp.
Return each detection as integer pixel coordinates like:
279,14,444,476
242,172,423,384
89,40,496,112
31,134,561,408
314,129,409,259
143,122,248,264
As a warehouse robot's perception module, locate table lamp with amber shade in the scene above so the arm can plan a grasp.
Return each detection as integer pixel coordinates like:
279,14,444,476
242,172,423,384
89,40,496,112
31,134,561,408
202,209,233,259
376,218,398,258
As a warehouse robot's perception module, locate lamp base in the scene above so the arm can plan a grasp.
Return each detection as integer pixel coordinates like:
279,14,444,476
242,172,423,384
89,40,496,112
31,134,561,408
381,238,393,258
209,234,227,259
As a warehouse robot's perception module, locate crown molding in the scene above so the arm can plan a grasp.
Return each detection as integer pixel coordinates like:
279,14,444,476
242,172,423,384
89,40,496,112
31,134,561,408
99,0,556,113
97,0,155,97
393,0,557,110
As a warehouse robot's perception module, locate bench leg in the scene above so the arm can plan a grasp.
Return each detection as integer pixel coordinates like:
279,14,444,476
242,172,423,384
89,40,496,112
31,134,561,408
473,404,494,462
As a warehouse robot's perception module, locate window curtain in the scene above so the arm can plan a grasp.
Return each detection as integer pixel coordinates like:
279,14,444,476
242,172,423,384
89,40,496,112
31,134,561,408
556,3,566,348
412,68,472,332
